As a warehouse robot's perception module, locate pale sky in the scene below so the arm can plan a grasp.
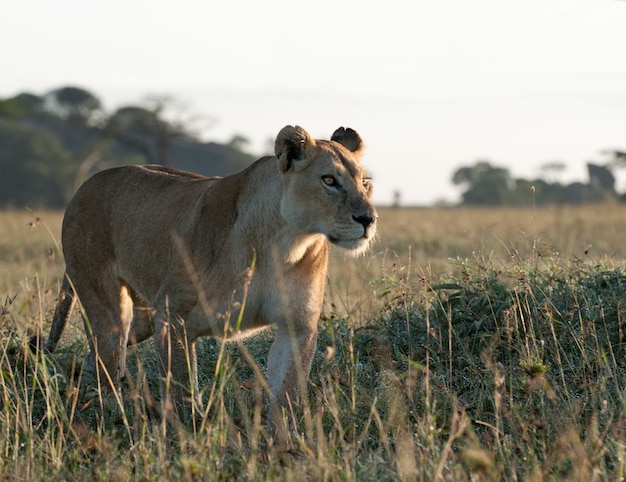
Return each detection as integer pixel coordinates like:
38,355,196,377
3,0,626,205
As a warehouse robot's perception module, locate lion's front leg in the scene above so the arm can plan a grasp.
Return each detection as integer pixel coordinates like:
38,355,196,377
266,320,318,439
153,314,202,423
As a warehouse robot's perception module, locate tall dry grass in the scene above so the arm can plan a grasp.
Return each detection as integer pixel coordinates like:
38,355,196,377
0,204,625,480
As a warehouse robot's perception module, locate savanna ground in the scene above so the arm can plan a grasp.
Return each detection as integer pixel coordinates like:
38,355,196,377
1,204,626,481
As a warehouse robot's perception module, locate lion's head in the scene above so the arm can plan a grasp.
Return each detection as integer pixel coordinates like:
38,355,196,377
275,125,377,255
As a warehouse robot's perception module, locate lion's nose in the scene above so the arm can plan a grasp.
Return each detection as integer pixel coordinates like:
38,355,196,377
353,213,376,229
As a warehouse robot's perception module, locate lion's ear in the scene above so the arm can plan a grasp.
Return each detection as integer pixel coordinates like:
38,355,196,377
331,127,364,155
275,125,315,172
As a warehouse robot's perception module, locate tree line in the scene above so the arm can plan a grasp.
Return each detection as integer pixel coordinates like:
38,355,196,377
451,154,626,206
0,86,256,208
2,86,624,208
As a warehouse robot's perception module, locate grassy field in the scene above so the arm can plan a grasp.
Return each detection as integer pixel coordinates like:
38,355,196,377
1,204,626,480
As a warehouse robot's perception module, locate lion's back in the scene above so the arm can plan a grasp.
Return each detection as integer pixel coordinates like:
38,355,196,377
61,166,214,269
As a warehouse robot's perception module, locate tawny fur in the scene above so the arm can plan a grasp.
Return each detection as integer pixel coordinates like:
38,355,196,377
42,125,377,430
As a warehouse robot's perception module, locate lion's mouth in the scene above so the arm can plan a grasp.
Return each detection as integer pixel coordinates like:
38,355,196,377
328,234,363,243
328,222,376,245
327,233,373,252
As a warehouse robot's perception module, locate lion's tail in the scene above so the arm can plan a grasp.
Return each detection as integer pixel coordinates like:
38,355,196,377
29,274,76,353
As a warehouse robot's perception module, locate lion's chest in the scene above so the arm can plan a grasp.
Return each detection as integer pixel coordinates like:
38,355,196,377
186,259,325,339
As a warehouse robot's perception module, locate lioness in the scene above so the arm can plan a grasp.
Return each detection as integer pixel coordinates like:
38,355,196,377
40,125,377,430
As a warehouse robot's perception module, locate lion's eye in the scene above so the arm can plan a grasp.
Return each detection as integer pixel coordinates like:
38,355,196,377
322,175,338,187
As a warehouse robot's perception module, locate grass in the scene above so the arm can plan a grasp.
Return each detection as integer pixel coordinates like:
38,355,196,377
1,204,626,480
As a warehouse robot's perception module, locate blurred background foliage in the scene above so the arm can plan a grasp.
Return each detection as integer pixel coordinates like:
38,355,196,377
1,85,625,208
0,86,256,207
